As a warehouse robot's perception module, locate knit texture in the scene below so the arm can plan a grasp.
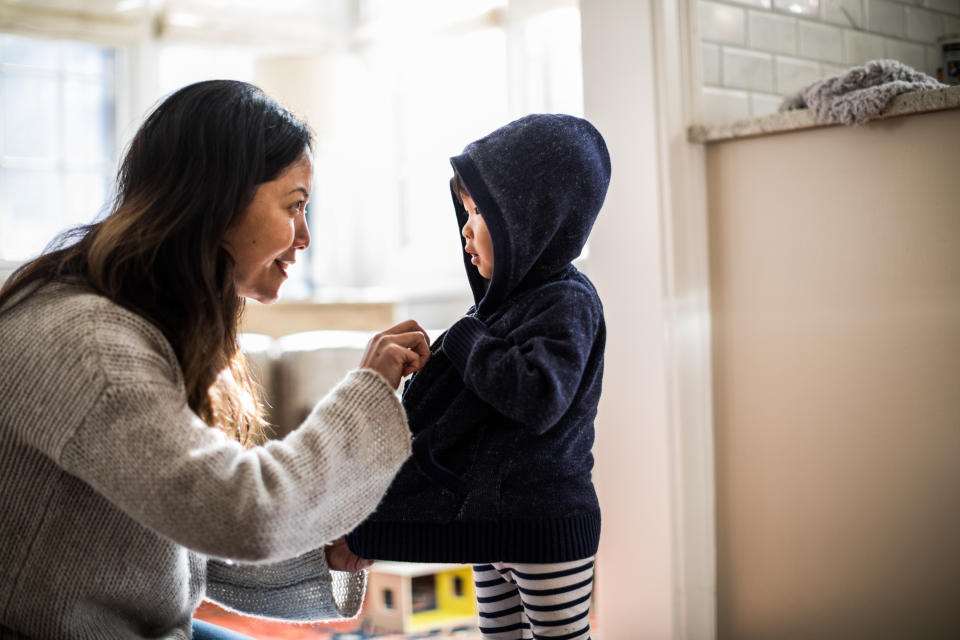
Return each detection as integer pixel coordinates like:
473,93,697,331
0,282,411,639
348,114,609,563
779,58,946,124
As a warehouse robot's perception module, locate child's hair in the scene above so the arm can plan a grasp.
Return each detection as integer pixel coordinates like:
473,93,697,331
451,171,470,205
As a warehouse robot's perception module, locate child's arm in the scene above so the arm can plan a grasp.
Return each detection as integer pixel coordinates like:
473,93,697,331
440,283,601,433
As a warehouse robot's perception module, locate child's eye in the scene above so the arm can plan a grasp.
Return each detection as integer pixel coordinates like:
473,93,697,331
291,200,304,214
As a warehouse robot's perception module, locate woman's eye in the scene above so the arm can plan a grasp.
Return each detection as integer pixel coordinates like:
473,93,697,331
291,200,304,213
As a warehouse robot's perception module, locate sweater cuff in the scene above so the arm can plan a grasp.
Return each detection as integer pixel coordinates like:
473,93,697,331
205,549,367,621
441,316,489,376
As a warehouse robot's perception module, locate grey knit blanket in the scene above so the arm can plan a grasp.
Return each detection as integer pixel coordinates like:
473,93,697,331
779,59,946,125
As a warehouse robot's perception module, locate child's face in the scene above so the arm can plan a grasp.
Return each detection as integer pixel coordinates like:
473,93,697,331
460,193,494,279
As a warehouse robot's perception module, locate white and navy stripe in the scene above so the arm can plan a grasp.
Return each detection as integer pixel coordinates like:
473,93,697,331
473,558,594,640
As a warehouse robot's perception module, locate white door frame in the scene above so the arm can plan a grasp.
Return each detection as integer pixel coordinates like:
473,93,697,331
581,2,715,638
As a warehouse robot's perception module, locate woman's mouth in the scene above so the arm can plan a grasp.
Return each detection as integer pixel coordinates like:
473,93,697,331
274,260,290,277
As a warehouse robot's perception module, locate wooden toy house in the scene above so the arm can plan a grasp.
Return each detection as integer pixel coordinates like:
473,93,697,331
362,562,478,635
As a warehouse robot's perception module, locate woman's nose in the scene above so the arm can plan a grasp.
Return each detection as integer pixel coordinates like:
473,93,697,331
295,214,311,250
461,223,471,239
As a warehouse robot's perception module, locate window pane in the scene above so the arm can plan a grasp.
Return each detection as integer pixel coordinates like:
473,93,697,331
307,27,510,294
3,73,60,159
64,78,114,163
63,170,110,226
411,574,437,612
520,8,583,115
158,44,254,94
1,169,63,261
61,40,114,76
0,35,115,263
1,34,59,69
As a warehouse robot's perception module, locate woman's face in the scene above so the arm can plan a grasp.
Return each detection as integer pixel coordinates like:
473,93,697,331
460,192,494,279
223,149,313,303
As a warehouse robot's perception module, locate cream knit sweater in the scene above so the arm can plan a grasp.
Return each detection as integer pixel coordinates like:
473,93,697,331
0,283,412,639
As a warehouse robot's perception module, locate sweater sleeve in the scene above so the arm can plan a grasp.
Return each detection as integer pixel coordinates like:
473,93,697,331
205,549,366,621
441,284,602,432
59,317,412,563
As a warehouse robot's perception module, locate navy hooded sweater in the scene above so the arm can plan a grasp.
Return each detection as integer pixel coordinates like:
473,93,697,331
346,114,610,563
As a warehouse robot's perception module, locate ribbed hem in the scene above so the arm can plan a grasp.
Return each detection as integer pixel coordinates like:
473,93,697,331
346,511,600,564
441,316,488,376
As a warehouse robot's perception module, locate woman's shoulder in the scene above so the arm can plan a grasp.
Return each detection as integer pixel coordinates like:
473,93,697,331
14,281,151,333
3,281,181,386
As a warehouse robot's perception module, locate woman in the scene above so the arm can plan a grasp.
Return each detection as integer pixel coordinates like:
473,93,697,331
0,80,428,639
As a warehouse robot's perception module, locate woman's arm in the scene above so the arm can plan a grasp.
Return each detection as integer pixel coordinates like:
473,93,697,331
51,312,426,564
60,365,411,563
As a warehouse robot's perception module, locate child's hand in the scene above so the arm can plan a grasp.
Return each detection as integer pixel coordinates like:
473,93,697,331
359,320,431,388
324,537,374,572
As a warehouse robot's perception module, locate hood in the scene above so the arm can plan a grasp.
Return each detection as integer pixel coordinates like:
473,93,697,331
449,113,610,316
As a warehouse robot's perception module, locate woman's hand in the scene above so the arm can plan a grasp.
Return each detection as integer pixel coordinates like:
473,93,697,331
359,320,430,389
324,537,373,572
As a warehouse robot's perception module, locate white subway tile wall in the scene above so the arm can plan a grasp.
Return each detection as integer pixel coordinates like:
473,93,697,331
728,0,773,7
925,44,941,70
886,39,928,69
773,0,819,15
749,91,784,115
701,86,753,121
798,21,845,62
924,0,960,14
697,0,960,124
749,10,798,54
703,42,722,84
822,62,850,75
845,30,887,63
701,1,748,44
906,7,946,41
867,0,907,37
775,55,822,93
724,47,776,90
822,0,863,27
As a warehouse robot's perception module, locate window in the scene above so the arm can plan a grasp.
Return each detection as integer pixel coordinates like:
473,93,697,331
411,574,437,612
382,587,394,609
453,575,465,597
0,3,584,309
0,34,116,262
304,1,584,305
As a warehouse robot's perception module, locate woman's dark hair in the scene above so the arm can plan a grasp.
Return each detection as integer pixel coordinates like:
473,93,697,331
0,79,313,446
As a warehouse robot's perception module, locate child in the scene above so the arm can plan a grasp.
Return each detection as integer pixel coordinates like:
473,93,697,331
347,113,609,640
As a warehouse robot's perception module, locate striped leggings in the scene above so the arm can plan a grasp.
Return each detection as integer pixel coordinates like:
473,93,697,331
472,557,594,640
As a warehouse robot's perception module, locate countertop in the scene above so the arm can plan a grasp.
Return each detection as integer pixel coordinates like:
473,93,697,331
688,84,960,144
